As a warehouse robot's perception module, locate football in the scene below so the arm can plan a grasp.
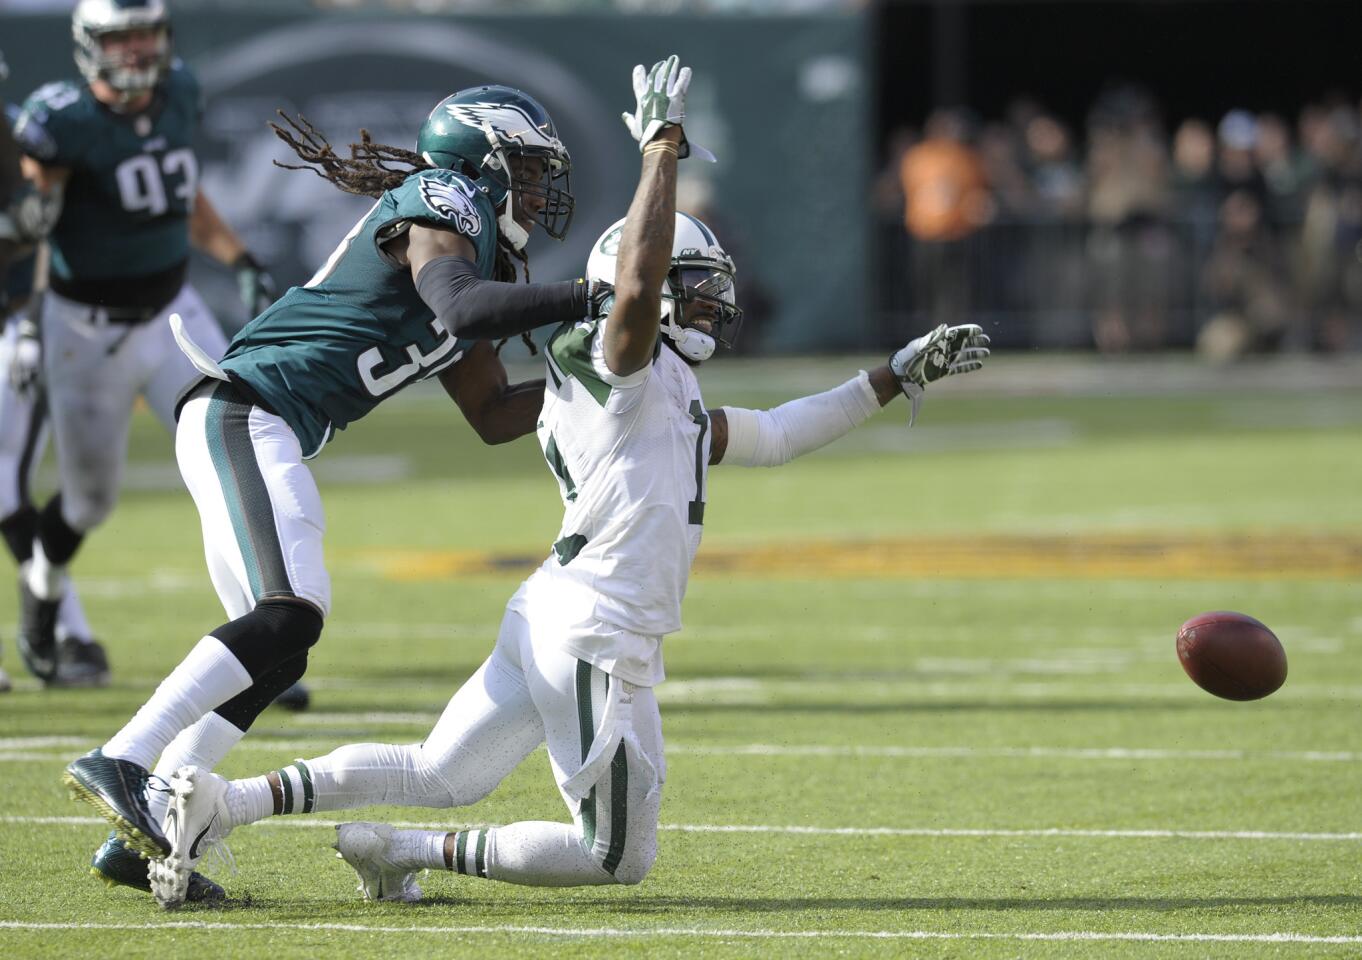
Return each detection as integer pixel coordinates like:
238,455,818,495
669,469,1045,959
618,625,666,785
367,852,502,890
1176,611,1287,701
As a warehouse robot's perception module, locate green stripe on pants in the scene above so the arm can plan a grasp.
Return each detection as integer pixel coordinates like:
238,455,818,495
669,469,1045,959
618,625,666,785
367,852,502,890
575,660,597,849
602,742,629,875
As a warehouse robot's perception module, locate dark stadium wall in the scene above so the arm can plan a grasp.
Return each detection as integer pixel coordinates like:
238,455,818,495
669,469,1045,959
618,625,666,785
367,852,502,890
877,0,1362,139
1,11,871,353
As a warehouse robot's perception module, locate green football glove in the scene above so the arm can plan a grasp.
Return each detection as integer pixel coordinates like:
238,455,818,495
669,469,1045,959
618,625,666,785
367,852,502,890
889,323,990,425
620,55,715,162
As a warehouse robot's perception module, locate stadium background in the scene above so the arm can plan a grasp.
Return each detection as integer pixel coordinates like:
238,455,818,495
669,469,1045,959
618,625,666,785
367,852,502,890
4,0,1358,356
2,2,1361,955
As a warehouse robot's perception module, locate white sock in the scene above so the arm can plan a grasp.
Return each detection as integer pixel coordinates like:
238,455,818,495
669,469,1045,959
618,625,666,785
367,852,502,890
456,823,612,886
25,542,68,601
226,776,275,829
55,585,94,643
102,637,252,770
146,712,247,825
388,829,448,871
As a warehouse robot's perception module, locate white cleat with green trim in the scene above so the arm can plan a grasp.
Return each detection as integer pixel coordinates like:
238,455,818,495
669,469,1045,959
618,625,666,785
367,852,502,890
334,822,423,903
150,765,234,909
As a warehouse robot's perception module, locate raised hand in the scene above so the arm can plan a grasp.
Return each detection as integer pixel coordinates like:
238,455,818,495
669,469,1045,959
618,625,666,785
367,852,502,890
889,323,990,424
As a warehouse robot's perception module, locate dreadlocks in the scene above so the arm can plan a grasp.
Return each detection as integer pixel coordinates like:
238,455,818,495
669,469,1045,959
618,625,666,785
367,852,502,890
271,112,429,198
272,111,538,355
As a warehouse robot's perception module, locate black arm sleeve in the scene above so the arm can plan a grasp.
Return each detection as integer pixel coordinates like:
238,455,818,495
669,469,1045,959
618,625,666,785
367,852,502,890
415,255,588,340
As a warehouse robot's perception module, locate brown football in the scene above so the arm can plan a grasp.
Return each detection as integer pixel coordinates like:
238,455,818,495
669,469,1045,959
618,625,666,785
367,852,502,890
1176,611,1287,701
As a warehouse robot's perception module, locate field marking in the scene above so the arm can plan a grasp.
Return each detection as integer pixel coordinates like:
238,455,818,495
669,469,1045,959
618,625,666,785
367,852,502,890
0,921,1357,944
3,737,1358,765
5,816,1359,843
347,532,1362,582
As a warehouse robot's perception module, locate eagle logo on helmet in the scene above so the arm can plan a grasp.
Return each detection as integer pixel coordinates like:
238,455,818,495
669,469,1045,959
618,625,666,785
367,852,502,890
418,175,483,237
444,101,561,153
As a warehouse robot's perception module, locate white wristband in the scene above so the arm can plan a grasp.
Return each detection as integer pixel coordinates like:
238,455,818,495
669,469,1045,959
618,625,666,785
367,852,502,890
718,371,880,468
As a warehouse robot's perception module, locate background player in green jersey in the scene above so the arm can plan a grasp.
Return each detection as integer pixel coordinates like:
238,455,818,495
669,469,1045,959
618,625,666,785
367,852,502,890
61,63,676,896
11,0,273,693
1,93,98,695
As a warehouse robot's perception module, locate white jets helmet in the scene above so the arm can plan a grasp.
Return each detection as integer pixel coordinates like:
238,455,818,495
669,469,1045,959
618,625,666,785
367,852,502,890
586,211,742,363
72,0,172,99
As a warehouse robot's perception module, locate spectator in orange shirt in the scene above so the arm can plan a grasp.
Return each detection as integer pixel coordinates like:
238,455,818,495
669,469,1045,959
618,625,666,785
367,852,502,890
899,109,993,328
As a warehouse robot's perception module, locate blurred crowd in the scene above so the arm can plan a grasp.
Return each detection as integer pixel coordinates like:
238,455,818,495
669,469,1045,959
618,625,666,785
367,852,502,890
876,86,1362,357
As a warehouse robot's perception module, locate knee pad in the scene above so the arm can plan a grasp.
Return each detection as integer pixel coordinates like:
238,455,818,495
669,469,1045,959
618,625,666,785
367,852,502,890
60,482,116,533
210,598,323,678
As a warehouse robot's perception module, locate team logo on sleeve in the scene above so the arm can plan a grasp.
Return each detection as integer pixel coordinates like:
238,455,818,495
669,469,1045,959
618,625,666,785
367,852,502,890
418,175,482,237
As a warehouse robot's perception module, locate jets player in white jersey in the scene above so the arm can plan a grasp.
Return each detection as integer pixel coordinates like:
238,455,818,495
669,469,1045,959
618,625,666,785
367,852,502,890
149,58,988,907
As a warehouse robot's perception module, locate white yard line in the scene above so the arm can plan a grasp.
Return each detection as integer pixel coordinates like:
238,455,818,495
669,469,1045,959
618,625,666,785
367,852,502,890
3,737,1356,764
0,920,1356,944
4,816,1358,842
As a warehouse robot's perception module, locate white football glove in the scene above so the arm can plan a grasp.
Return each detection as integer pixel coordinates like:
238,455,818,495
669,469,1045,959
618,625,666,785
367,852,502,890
620,55,716,162
7,319,43,397
889,323,990,425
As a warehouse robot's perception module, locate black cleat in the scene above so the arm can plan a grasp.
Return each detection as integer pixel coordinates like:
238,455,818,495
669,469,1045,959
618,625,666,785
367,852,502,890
17,578,59,682
63,749,169,858
90,832,225,903
51,637,112,688
272,680,311,711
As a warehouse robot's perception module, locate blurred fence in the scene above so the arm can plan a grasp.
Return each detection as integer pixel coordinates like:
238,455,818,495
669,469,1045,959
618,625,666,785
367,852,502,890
872,213,1326,353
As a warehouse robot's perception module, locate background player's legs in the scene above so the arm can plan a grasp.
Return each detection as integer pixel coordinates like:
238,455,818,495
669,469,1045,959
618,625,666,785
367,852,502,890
28,294,143,640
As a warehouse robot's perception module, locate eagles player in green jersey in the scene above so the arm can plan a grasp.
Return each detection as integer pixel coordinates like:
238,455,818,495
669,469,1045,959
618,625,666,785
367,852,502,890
14,0,276,901
62,62,660,888
12,0,273,699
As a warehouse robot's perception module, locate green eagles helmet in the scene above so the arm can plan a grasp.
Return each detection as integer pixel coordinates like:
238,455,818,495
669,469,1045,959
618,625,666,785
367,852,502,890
416,85,573,250
72,0,172,99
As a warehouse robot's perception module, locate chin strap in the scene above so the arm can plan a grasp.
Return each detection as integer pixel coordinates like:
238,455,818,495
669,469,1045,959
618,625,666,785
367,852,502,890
660,300,714,362
479,120,529,251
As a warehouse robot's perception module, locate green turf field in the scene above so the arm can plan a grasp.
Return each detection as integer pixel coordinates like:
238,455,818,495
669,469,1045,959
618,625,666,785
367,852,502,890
1,355,1359,957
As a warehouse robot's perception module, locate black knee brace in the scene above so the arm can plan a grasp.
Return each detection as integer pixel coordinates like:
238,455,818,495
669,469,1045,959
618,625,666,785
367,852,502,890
210,598,323,679
38,494,84,566
213,651,309,732
0,506,38,565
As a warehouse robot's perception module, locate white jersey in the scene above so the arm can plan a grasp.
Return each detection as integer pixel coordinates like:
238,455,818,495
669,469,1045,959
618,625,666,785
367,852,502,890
509,316,710,686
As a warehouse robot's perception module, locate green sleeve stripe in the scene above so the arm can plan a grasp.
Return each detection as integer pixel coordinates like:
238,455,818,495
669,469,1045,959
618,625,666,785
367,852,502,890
547,321,613,406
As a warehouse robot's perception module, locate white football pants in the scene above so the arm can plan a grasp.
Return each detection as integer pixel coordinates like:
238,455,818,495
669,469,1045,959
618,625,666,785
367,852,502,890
41,285,226,532
300,602,665,885
175,381,331,620
0,318,92,640
0,319,48,520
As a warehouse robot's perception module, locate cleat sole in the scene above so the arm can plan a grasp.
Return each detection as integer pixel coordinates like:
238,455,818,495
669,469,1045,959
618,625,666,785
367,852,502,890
63,773,168,859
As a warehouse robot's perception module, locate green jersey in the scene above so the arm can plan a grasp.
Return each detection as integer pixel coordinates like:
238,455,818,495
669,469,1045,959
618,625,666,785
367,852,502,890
220,168,498,457
15,61,201,282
